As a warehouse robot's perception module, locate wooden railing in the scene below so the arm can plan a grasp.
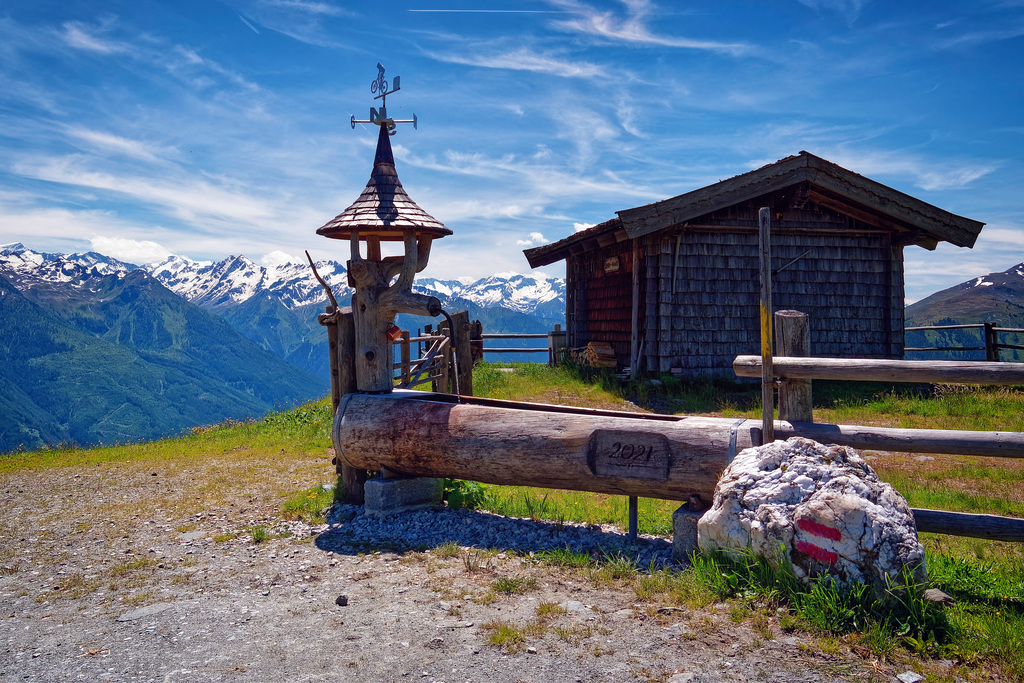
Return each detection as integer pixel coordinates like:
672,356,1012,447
393,331,450,390
732,309,1024,542
905,322,1024,361
478,325,568,365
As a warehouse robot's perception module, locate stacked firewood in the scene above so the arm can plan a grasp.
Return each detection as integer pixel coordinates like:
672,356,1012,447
581,341,618,368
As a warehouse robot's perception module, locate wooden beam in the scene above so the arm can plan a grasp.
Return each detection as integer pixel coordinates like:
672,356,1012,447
774,311,812,422
776,420,1024,459
758,208,774,443
912,509,1024,542
335,393,760,503
733,356,1024,385
334,307,365,505
630,238,641,380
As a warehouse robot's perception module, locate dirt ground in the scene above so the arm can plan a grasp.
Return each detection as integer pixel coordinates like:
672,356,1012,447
0,454,917,682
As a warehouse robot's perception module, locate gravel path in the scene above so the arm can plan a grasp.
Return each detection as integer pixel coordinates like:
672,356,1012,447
0,458,900,682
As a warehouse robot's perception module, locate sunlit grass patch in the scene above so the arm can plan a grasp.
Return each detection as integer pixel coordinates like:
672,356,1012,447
281,479,339,524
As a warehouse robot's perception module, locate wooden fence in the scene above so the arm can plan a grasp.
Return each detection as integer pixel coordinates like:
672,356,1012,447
393,331,450,391
479,325,568,365
733,310,1024,543
906,322,1024,361
392,324,569,376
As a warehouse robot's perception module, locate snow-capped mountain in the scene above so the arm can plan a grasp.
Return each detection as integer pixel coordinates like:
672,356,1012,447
450,273,564,316
142,252,565,318
1,243,567,377
146,254,351,310
905,261,1024,361
0,242,138,289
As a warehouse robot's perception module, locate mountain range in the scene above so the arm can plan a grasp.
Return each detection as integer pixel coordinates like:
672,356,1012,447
5,239,1018,454
905,262,1024,362
142,250,566,376
0,243,566,453
0,245,333,453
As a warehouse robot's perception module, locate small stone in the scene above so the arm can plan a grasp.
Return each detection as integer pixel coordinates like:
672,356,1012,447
896,672,924,683
526,647,537,654
558,600,588,612
335,595,349,607
923,588,954,605
116,603,172,622
668,674,695,683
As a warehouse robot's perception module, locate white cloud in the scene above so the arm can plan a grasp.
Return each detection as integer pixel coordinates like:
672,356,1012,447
573,222,595,232
17,156,279,226
795,0,868,24
425,46,608,79
61,21,127,54
261,249,300,267
547,0,750,54
89,236,172,264
821,149,997,192
65,127,170,164
516,231,549,247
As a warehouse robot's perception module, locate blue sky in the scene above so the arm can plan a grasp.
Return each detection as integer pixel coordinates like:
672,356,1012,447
0,0,1022,303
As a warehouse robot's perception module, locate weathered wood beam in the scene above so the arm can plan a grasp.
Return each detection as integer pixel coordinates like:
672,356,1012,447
777,421,1024,459
335,393,757,503
734,355,1024,385
912,509,1024,542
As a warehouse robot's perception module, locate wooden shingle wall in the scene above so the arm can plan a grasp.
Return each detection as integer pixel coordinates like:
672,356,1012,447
647,228,903,375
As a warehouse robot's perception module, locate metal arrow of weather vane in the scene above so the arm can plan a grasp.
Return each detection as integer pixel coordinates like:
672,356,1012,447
350,63,417,134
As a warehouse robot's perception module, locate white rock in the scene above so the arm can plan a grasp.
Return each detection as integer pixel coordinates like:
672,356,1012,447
698,437,925,591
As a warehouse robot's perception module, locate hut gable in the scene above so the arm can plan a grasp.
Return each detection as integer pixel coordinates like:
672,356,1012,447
524,152,985,376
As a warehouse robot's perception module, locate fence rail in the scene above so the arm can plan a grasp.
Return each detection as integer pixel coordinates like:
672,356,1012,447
905,322,1024,360
736,309,1024,543
478,326,567,364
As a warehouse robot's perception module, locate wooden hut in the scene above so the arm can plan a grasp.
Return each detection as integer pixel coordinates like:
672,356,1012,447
523,152,985,376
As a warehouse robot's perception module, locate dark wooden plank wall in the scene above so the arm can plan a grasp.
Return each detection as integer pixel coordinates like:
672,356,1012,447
567,241,635,365
647,228,904,375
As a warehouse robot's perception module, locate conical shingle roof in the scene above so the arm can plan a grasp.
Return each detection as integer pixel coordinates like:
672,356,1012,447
317,124,451,241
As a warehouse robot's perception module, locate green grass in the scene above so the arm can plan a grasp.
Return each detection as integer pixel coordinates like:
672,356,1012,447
468,363,1024,678
5,362,1024,678
281,479,340,524
0,397,333,474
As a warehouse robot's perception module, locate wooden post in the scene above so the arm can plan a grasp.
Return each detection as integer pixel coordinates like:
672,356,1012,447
451,309,473,396
630,238,641,380
400,330,411,386
628,496,638,542
775,310,812,423
984,322,999,362
758,207,774,443
325,305,342,413
548,324,567,366
335,307,365,504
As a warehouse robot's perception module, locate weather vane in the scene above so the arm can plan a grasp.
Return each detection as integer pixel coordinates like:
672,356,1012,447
351,63,417,135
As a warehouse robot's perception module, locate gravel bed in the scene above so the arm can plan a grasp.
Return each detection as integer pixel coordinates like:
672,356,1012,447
319,504,675,567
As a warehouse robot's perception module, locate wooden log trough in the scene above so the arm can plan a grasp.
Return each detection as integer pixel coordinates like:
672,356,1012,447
334,391,757,505
334,392,1024,541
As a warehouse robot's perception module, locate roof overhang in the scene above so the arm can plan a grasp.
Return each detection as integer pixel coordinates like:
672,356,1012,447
525,151,985,267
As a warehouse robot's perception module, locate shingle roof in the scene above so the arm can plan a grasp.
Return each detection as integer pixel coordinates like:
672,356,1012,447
317,124,452,241
524,151,984,268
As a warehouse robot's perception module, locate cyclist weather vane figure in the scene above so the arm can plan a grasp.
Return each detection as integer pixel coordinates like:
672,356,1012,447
351,62,417,135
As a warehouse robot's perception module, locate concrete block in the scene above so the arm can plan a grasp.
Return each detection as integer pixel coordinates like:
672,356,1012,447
364,477,443,519
672,505,703,563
